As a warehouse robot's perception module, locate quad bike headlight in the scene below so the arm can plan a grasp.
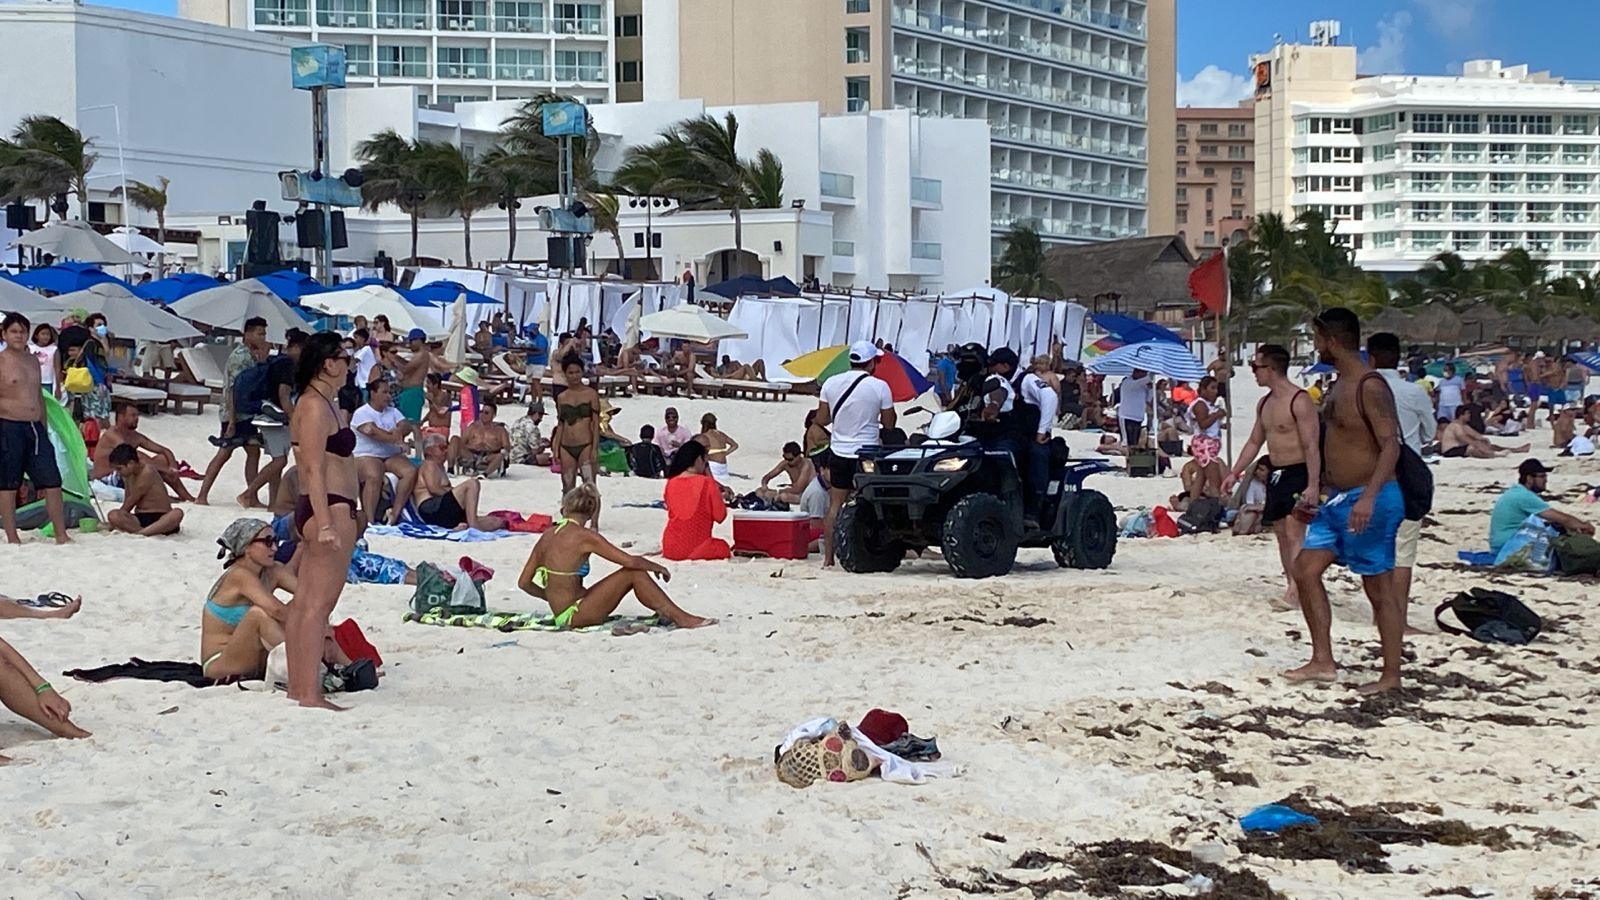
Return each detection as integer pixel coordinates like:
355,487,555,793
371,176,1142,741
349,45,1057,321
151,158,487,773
933,457,969,473
859,459,876,473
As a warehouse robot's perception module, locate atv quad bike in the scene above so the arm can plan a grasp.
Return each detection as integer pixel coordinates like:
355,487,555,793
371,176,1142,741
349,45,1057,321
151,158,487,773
835,412,1118,578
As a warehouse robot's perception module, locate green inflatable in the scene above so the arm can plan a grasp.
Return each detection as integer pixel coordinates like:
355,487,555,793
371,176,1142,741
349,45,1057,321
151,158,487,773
16,391,97,531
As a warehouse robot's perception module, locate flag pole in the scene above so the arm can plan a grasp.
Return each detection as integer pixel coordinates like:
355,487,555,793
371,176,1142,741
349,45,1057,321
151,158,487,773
1219,242,1233,465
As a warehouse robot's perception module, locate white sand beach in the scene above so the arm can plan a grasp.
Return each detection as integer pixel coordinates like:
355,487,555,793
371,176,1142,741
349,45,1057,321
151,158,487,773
3,373,1598,898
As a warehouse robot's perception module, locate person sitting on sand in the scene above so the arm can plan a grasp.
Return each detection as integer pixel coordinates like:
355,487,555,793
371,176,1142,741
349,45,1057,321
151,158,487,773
757,442,816,505
1441,405,1531,458
105,444,184,536
455,396,511,477
200,518,353,680
352,381,419,526
628,425,667,478
1,624,90,762
715,355,768,382
517,484,715,630
1488,458,1596,554
412,434,507,531
508,403,552,466
1229,457,1271,536
695,412,738,484
92,401,194,502
661,441,732,561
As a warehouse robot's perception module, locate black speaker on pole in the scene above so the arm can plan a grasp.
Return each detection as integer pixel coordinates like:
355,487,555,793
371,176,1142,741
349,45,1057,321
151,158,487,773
547,234,573,269
244,207,282,264
295,210,350,250
5,202,35,231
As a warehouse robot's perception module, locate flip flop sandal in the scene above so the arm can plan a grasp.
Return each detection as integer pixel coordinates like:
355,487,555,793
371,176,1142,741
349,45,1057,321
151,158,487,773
20,592,74,609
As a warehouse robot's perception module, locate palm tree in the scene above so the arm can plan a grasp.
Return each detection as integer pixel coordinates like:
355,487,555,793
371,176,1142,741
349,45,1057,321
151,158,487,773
472,145,554,262
355,129,433,261
420,143,498,267
1417,251,1482,311
121,176,171,277
9,115,96,218
991,222,1062,298
623,113,756,275
1479,247,1552,320
743,148,785,209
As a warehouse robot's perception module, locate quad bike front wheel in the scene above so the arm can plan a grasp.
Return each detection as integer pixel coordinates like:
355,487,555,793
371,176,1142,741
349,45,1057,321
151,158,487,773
834,500,905,573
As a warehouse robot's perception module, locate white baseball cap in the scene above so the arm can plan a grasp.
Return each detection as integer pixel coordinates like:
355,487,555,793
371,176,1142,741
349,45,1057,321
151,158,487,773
848,340,883,364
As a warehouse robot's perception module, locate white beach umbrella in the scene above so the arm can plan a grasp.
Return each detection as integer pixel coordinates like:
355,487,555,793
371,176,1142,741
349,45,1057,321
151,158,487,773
1085,340,1208,381
169,279,308,344
301,283,408,317
52,282,203,342
443,291,469,365
8,220,140,265
623,299,641,347
0,277,59,316
638,305,748,342
107,227,178,257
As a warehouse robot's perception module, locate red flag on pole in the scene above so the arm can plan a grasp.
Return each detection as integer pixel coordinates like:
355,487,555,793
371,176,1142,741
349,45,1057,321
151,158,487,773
1188,249,1230,317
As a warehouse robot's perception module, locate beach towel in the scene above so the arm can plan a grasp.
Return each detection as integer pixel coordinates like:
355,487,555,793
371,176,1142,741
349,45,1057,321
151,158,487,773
404,609,666,634
1457,549,1497,567
486,510,553,533
64,658,236,688
364,523,519,542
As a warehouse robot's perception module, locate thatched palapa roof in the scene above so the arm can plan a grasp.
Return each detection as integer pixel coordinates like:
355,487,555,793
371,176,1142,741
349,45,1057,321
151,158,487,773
1040,235,1199,314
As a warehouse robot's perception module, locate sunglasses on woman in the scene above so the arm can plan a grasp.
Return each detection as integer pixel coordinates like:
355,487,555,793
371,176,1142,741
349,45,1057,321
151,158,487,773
252,534,278,547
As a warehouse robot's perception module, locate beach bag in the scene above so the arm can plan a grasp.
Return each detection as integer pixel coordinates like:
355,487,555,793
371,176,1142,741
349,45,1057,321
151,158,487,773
1434,588,1541,645
775,721,875,788
1177,498,1224,534
1494,516,1557,573
409,563,487,616
63,363,93,394
233,358,277,417
598,442,629,474
1553,534,1600,575
1151,506,1180,538
1355,374,1434,521
1119,508,1153,538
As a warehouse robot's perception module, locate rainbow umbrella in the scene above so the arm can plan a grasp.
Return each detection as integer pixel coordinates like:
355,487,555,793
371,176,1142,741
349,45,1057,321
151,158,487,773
782,344,933,401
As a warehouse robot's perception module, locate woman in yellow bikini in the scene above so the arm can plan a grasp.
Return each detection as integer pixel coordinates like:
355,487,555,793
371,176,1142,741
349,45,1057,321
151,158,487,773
551,353,603,527
516,485,716,630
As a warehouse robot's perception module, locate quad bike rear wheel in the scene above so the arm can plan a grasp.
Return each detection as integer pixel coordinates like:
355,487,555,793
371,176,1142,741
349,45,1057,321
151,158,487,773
1052,489,1117,569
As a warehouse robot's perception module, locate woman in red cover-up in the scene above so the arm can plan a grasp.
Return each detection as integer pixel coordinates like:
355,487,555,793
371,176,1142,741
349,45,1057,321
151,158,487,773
661,441,731,561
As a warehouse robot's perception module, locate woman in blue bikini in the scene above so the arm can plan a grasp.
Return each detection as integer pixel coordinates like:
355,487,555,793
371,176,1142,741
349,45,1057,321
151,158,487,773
516,485,716,630
200,518,353,681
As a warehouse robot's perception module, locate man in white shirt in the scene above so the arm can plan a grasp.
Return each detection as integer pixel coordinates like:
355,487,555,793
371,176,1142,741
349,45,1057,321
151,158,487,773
351,381,419,526
1368,331,1439,635
815,340,897,567
351,327,379,393
1011,353,1061,522
1117,368,1152,447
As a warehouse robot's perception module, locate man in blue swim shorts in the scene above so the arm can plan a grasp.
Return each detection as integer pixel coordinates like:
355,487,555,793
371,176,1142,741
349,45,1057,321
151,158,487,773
1288,307,1408,695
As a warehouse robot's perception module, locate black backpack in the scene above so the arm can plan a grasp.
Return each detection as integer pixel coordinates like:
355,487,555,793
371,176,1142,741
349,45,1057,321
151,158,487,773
1177,497,1225,534
1434,588,1541,645
233,357,279,417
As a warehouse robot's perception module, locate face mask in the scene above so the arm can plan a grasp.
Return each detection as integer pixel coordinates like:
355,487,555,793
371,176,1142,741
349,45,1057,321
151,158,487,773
94,325,108,337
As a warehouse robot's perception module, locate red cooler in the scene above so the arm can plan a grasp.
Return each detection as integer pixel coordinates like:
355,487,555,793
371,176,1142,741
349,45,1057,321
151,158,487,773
732,510,812,559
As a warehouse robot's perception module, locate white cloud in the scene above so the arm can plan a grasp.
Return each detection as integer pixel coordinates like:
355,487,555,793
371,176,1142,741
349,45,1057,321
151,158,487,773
1358,10,1411,74
1412,0,1484,41
1176,65,1253,108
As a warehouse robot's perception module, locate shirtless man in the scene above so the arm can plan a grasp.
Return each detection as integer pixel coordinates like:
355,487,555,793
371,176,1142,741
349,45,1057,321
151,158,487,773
93,401,194,502
105,444,184,536
394,328,451,425
0,313,69,545
455,397,511,477
1440,405,1530,458
412,434,506,531
715,355,768,382
757,442,816,504
668,344,698,397
1222,344,1320,610
1287,307,1407,695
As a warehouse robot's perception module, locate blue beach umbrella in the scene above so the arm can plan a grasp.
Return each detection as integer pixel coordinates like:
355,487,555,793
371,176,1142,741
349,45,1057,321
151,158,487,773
404,280,498,307
134,272,222,305
1090,313,1185,346
254,269,327,305
1085,339,1208,381
10,262,129,294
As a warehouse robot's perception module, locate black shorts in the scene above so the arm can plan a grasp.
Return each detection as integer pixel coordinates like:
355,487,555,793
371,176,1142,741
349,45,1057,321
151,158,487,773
1120,419,1144,447
1442,445,1468,458
418,492,466,528
827,454,860,492
212,420,261,451
1263,462,1309,525
135,511,165,529
0,419,63,492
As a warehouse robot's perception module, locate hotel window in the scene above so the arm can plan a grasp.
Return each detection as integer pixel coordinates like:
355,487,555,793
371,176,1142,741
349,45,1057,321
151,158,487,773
438,0,489,30
1205,209,1214,224
1488,114,1519,134
1564,174,1592,194
1204,187,1214,203
377,43,428,77
1227,145,1247,159
556,49,606,81
1529,203,1556,222
1230,207,1244,219
1199,144,1218,156
1176,187,1187,201
1231,187,1243,199
1175,206,1186,221
1413,113,1445,134
553,2,603,34
1412,202,1443,222
1412,172,1445,192
1227,122,1246,137
1366,113,1397,132
1176,165,1187,177
1371,173,1395,191
376,0,427,28
1293,147,1309,164
255,0,309,26
1489,202,1518,222
614,13,640,36
436,93,490,104
1371,143,1396,162
1231,167,1244,181
1563,203,1593,223
1200,123,1218,135
1294,118,1310,135
1176,144,1187,156
1488,143,1519,163
1202,230,1215,244
1414,230,1446,249
1564,114,1591,135
846,0,871,11
1528,173,1556,192
437,46,489,78
1446,113,1479,134
495,47,545,80
1527,144,1554,164
494,1,543,31
615,59,641,83
1371,202,1397,219
1489,173,1517,194
1202,167,1215,177
1333,176,1359,192
1522,114,1553,135
1564,145,1591,164
319,0,372,27
1563,233,1593,253
343,43,372,76
1177,123,1187,137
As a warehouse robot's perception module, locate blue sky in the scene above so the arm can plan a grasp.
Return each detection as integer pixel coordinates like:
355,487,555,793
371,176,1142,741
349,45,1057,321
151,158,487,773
1177,0,1600,106
92,0,1600,106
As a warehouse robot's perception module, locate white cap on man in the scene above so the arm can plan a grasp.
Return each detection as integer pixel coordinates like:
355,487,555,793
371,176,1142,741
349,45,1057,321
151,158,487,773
848,340,882,364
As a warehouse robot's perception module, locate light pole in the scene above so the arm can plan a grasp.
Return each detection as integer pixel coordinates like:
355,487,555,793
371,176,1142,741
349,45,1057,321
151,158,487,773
77,104,128,224
628,195,671,280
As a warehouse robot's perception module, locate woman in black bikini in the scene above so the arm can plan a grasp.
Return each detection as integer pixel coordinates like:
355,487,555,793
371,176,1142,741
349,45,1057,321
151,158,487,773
286,332,360,711
551,353,602,528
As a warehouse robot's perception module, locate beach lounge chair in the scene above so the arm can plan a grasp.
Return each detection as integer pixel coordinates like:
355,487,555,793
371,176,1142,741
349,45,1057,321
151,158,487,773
134,341,209,414
694,365,791,402
176,345,229,407
110,381,167,414
489,352,534,402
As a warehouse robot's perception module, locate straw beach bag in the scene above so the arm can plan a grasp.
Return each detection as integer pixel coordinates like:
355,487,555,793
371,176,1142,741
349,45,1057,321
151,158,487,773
775,722,875,788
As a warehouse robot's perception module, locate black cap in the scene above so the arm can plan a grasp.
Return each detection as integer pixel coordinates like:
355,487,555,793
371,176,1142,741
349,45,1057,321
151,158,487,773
989,348,1019,370
1519,458,1554,478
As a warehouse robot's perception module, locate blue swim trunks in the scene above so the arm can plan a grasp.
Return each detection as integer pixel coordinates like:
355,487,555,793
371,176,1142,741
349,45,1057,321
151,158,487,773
1302,481,1404,576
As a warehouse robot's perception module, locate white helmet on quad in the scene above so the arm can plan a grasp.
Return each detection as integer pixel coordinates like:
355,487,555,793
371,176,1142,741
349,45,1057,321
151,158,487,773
926,410,962,441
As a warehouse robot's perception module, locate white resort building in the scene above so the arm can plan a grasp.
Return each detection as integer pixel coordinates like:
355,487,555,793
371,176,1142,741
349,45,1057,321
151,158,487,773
1253,32,1600,277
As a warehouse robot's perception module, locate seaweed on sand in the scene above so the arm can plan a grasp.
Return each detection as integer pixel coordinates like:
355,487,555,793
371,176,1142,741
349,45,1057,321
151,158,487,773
1240,794,1518,874
925,839,1285,898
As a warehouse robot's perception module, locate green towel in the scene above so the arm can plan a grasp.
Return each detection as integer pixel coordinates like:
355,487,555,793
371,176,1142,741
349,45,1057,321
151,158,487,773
404,608,665,633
